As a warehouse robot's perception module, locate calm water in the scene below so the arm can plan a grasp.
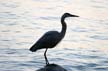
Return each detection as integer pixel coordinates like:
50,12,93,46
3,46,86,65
0,0,108,71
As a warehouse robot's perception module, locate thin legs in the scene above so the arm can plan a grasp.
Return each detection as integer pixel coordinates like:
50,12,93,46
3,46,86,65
44,48,49,65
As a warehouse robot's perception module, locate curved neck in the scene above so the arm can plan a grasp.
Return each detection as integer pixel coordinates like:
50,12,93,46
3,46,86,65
60,16,67,38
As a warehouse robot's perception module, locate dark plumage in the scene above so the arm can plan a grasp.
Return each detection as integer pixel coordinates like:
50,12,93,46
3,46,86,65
30,31,61,51
29,13,79,65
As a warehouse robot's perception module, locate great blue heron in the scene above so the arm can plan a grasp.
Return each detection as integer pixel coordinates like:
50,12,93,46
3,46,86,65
29,13,79,65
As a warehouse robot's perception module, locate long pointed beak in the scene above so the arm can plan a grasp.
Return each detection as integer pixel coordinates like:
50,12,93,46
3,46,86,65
70,14,79,17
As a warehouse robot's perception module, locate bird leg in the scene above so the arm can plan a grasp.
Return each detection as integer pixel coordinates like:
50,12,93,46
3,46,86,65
44,48,49,65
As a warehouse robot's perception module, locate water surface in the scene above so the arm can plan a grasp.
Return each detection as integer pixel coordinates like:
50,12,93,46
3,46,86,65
0,0,108,71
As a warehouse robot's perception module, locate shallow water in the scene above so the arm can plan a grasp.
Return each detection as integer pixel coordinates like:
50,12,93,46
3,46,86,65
0,0,108,71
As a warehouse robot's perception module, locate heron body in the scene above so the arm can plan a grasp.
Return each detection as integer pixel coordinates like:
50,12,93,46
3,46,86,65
30,31,62,52
29,13,79,65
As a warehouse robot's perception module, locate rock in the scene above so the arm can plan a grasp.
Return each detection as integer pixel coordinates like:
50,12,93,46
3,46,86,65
37,64,67,71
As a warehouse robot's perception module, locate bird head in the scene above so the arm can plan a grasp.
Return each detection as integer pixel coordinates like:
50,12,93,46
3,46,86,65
63,13,79,18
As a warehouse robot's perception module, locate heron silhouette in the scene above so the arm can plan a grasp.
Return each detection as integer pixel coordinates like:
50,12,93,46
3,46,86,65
29,13,79,65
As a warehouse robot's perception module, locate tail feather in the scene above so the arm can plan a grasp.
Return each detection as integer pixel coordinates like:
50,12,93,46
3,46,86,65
29,46,38,52
29,41,44,52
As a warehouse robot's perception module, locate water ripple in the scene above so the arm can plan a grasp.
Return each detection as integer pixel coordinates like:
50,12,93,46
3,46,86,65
0,2,19,8
90,35,108,40
0,12,19,19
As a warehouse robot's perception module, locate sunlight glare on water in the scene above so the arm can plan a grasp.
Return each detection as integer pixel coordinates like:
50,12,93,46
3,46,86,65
0,0,108,71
